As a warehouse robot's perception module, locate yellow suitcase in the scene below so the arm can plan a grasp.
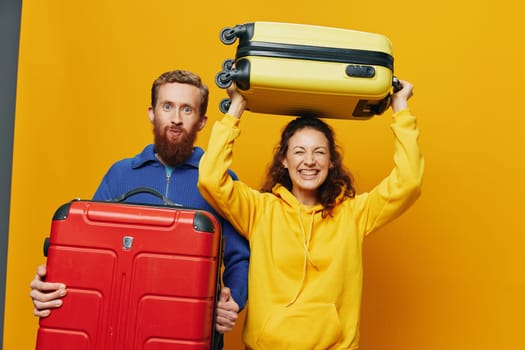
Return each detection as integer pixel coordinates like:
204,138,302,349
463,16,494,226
215,22,400,119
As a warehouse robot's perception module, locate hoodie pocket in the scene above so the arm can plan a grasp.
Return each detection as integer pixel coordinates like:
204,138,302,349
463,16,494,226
256,303,343,349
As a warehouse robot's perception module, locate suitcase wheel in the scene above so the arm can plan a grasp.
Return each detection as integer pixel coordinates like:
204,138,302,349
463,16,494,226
215,71,233,89
219,98,231,113
222,58,235,71
219,27,237,45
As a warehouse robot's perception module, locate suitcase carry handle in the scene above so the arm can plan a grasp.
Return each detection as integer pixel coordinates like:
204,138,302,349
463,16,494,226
110,187,181,207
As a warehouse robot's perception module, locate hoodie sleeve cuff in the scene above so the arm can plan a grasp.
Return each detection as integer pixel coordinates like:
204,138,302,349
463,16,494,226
222,114,241,127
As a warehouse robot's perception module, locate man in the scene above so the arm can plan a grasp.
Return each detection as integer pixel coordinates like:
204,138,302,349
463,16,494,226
29,69,249,348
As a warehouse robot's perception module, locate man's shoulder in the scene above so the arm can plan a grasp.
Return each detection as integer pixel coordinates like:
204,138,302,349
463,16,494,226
111,144,155,168
101,145,157,178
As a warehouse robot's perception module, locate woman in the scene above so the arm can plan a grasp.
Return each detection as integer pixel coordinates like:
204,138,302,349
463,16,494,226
198,80,424,349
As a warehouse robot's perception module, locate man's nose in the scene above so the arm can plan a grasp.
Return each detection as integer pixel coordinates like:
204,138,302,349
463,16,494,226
170,110,182,124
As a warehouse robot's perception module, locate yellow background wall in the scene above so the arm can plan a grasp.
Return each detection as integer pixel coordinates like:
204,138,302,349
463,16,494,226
5,0,522,349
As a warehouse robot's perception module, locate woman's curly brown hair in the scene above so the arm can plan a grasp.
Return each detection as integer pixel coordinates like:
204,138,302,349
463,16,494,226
261,116,356,217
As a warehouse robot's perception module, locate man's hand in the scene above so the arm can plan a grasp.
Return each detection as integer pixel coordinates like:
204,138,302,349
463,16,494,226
29,264,67,317
215,286,239,333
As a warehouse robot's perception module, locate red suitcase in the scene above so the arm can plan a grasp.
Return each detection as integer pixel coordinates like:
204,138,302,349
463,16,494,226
35,188,222,350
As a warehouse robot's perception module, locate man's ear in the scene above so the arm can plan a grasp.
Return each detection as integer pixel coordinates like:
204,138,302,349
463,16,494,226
147,106,155,123
197,115,208,131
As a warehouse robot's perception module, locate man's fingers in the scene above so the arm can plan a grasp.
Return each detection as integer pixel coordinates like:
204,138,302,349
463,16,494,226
219,287,231,302
31,297,63,319
29,284,66,320
215,315,236,333
215,324,228,334
33,298,62,310
31,293,64,307
33,308,51,318
29,286,66,302
215,287,238,333
36,264,46,278
217,314,237,325
30,274,66,293
30,289,63,308
215,307,238,323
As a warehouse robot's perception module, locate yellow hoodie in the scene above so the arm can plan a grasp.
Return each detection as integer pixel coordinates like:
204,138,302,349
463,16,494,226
198,109,424,349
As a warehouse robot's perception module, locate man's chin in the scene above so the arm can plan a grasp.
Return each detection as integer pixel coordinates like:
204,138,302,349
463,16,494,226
166,135,183,145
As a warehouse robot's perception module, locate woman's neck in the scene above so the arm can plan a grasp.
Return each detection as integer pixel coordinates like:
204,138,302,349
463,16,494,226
291,188,319,206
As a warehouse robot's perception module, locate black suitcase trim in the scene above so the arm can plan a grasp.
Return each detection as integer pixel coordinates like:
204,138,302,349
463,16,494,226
235,41,394,70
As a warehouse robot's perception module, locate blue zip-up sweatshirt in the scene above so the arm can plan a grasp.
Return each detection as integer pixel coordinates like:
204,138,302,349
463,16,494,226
93,144,249,324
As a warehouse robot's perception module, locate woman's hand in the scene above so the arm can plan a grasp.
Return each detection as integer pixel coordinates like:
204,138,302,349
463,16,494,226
226,84,247,119
391,79,414,113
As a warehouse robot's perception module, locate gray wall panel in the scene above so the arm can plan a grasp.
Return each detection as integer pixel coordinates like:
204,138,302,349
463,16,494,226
0,0,23,346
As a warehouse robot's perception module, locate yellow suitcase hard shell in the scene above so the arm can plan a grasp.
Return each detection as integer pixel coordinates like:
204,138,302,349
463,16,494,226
216,22,400,119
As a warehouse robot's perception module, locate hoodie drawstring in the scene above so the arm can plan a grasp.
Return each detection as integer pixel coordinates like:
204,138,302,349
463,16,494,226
286,208,319,306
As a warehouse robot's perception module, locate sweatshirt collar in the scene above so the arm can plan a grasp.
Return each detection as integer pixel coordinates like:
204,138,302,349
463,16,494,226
272,183,348,214
272,183,324,213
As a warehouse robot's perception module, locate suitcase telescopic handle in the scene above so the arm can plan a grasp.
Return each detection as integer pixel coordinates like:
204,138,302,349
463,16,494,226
110,187,181,207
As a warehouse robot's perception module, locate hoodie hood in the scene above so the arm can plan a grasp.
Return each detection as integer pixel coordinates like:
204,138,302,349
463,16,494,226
271,183,324,213
272,183,349,213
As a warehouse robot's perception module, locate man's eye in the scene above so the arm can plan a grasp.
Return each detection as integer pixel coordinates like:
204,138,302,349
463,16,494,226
183,106,192,113
162,104,171,111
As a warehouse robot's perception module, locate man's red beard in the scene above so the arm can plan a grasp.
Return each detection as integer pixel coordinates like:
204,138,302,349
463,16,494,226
153,121,199,167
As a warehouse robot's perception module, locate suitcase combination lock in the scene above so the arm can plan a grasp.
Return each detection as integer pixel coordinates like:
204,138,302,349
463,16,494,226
345,65,376,78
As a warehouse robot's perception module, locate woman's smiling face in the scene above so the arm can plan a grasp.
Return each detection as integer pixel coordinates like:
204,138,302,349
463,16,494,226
282,127,332,205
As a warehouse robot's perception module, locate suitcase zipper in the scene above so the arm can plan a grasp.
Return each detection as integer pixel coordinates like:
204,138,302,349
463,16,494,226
236,41,394,70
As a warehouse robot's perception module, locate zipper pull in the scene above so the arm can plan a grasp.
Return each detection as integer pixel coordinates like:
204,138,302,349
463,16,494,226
165,171,172,198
